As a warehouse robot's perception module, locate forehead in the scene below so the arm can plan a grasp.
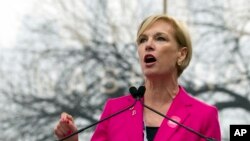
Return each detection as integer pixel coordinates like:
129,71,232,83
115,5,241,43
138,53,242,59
140,19,175,36
143,19,173,33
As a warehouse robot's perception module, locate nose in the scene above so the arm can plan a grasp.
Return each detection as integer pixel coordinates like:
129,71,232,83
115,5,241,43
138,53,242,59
145,38,154,52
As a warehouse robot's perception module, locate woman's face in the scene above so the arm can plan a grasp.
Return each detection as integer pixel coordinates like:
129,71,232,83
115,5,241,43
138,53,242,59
137,19,186,78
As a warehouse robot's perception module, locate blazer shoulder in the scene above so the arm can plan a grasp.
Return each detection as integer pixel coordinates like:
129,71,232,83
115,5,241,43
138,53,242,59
107,94,133,103
105,94,134,110
179,86,217,112
185,92,218,114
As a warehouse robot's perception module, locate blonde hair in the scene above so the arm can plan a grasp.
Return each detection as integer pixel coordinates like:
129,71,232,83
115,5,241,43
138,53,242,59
136,14,192,76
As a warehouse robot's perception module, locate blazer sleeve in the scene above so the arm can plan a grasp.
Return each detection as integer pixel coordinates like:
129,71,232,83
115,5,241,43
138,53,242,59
90,99,111,141
201,106,221,141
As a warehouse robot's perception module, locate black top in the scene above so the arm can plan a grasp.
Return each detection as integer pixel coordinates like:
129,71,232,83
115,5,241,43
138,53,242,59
146,126,159,141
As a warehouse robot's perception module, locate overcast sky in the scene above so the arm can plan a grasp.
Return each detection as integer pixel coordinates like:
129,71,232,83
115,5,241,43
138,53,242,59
0,0,35,48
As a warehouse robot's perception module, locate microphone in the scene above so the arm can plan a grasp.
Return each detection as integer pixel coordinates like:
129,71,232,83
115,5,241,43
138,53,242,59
129,86,138,98
129,86,145,99
131,86,217,141
57,87,139,141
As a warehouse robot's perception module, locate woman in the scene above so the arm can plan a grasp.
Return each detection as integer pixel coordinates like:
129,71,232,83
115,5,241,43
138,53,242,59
54,14,221,141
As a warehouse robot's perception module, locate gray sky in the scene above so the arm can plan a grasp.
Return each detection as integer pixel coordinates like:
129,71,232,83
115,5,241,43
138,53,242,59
0,0,35,48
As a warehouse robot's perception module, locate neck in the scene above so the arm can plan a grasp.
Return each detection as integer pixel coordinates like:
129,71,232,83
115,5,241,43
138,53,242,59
144,75,179,105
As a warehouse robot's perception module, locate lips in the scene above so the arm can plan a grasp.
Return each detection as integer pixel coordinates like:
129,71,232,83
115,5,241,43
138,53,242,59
144,54,157,63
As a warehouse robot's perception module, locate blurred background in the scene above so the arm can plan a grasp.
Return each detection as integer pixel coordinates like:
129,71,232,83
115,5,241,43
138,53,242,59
0,0,249,140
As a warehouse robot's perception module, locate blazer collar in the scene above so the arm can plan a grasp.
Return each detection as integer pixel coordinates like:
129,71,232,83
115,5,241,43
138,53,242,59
154,86,192,141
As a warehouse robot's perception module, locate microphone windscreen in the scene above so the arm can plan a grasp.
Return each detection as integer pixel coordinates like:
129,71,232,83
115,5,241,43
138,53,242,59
138,86,146,98
129,86,137,98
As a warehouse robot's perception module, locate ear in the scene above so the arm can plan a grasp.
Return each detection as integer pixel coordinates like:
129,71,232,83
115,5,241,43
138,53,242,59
177,47,187,64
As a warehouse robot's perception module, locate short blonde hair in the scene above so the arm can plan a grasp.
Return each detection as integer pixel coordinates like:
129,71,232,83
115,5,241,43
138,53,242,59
136,14,192,77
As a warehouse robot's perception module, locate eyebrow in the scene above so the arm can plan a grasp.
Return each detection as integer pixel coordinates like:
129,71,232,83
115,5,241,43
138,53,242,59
137,31,170,41
138,34,147,39
139,31,168,37
154,32,168,37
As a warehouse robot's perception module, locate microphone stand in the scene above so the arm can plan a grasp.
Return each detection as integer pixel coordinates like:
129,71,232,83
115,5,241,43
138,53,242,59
57,99,138,141
139,100,217,141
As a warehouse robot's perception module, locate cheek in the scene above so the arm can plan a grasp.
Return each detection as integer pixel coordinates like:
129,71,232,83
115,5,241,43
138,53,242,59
161,50,178,64
137,48,144,60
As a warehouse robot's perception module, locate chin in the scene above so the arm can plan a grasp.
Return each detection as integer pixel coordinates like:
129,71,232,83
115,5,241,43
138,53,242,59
143,71,159,78
143,70,170,78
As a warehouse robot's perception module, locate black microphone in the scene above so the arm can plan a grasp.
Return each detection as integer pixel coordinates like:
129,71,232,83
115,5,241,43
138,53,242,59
129,86,138,98
137,86,146,98
131,86,217,141
57,87,139,141
129,86,145,99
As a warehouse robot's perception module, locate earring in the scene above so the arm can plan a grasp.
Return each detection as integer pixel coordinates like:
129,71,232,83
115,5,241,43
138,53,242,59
177,61,182,66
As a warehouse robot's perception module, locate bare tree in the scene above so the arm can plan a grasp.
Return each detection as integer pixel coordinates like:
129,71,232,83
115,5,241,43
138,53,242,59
183,0,250,112
0,0,162,140
1,0,249,141
176,0,250,140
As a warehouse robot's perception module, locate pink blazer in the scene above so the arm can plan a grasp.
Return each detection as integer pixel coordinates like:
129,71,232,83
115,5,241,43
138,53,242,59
91,86,221,141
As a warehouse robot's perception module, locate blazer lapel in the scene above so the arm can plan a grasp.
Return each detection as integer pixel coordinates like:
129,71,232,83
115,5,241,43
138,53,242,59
154,87,192,141
126,97,144,141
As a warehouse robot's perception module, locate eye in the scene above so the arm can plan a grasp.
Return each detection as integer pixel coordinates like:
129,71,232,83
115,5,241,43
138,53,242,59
137,37,147,44
156,36,166,41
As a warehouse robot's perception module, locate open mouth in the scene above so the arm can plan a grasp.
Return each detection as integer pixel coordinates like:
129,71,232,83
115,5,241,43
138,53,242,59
144,54,157,63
